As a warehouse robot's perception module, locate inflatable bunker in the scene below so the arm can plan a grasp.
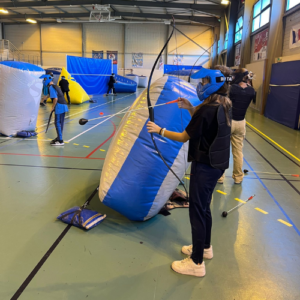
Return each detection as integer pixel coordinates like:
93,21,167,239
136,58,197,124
0,61,44,136
47,67,90,104
99,76,200,221
115,74,137,93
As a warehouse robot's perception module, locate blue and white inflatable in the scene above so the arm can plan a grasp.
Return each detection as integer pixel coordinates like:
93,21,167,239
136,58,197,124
0,61,44,136
99,76,200,221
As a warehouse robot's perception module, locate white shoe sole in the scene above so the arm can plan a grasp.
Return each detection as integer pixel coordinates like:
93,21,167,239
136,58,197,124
171,264,205,277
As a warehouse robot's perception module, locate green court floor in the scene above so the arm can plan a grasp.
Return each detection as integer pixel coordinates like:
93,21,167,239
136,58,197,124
0,93,300,300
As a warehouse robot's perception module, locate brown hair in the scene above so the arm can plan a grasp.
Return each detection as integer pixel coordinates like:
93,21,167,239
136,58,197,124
234,68,255,85
196,65,232,126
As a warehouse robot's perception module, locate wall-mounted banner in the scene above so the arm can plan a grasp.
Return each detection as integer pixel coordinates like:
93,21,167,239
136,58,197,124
132,53,143,68
92,50,103,59
253,28,269,61
159,56,164,71
173,54,184,65
290,23,300,49
235,43,241,66
107,51,118,64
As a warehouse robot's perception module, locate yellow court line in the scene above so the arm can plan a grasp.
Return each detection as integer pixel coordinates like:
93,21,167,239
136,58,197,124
277,219,293,227
83,145,90,148
73,143,79,146
235,198,246,203
217,190,227,195
99,149,106,152
64,141,69,144
185,177,190,180
255,208,268,214
246,122,300,163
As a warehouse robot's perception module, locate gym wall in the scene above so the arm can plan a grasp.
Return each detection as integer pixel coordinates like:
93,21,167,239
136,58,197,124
41,24,82,68
4,24,41,63
283,8,300,57
83,22,124,67
167,25,213,68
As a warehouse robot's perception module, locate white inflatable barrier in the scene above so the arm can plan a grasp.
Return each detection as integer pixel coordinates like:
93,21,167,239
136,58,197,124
0,61,44,136
99,76,200,221
138,76,148,88
125,75,139,85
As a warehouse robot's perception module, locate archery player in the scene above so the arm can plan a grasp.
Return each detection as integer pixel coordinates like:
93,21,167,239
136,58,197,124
59,75,71,104
40,75,69,146
218,68,256,184
106,73,117,96
147,66,232,277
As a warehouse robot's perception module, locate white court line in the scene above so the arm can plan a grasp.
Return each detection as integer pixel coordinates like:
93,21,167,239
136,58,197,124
67,106,130,143
36,93,135,129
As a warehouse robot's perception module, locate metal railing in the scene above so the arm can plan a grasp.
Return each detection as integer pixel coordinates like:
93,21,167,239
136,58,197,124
0,39,41,66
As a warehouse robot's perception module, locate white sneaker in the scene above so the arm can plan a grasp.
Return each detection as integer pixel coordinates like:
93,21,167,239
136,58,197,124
181,245,213,260
50,140,64,146
171,257,205,277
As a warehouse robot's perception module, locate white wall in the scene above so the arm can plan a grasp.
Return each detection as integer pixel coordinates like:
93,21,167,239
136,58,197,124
167,25,213,68
41,23,82,68
83,23,124,67
282,8,300,57
4,24,40,61
4,22,213,80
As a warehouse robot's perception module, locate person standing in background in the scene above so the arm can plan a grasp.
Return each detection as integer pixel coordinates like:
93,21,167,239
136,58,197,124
40,72,53,106
106,73,117,96
218,69,256,184
59,76,71,105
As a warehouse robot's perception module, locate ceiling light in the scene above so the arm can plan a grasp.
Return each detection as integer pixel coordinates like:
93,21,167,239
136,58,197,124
26,18,37,24
221,0,230,4
0,8,8,14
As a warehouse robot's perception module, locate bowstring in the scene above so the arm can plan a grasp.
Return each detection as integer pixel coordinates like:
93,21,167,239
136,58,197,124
173,18,189,200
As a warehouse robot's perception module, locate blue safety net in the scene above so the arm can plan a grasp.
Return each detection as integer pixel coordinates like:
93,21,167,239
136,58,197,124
67,56,112,95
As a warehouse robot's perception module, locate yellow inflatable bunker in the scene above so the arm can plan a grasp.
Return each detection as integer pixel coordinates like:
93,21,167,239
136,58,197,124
48,67,90,104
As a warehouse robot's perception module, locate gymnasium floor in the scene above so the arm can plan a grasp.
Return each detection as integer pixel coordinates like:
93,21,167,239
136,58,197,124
1,92,300,300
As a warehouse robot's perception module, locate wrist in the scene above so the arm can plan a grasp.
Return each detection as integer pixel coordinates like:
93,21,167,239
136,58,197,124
158,127,163,135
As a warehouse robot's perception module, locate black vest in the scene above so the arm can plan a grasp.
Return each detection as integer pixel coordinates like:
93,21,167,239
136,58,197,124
230,84,255,121
209,105,231,170
51,85,67,105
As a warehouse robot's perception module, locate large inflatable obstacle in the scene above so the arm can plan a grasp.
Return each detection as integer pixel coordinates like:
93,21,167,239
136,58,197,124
48,67,90,104
0,61,44,136
99,76,200,221
114,74,137,93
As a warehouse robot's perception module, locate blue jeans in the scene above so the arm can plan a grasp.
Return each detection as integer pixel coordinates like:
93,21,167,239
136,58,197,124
189,162,224,264
55,113,65,141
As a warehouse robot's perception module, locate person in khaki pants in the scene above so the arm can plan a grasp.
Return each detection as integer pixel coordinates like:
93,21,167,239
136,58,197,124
218,68,256,184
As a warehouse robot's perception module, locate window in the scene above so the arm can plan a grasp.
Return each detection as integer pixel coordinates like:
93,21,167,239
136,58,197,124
235,16,243,43
287,0,300,10
224,32,228,50
252,0,271,32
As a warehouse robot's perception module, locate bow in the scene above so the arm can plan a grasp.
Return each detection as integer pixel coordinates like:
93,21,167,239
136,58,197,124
147,16,189,197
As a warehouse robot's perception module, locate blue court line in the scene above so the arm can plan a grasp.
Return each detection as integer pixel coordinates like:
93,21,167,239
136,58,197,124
244,158,300,236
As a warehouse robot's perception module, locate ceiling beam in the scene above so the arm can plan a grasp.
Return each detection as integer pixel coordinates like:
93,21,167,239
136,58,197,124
0,0,223,16
0,11,219,26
